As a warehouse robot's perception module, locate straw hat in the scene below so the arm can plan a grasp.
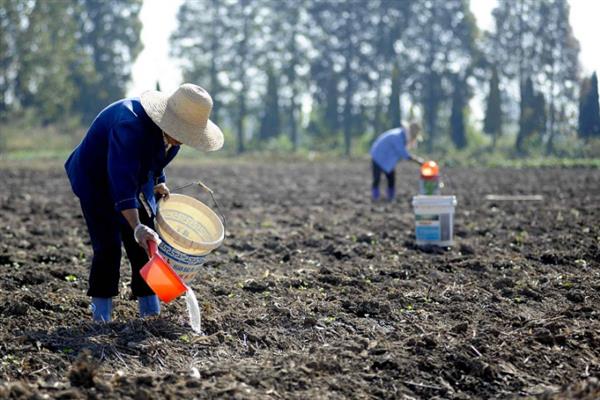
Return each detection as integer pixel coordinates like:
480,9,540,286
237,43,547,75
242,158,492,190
140,83,224,152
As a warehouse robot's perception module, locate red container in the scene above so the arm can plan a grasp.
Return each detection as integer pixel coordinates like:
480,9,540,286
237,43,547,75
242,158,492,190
419,161,440,195
420,160,439,179
140,241,187,303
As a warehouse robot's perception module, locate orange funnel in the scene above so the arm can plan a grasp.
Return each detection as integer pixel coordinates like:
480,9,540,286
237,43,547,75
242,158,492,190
420,160,439,179
140,241,187,303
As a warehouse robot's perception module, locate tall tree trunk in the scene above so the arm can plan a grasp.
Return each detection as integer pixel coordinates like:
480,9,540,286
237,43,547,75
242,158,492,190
374,78,382,139
388,64,401,130
342,51,353,157
343,78,352,156
209,0,220,123
516,0,525,152
518,0,525,88
237,91,246,154
516,83,526,153
424,5,437,153
290,93,298,151
342,14,353,157
424,71,438,154
237,1,250,154
546,58,556,155
288,24,299,152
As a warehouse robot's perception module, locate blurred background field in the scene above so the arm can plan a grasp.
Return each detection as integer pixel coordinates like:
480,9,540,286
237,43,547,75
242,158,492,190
0,0,599,166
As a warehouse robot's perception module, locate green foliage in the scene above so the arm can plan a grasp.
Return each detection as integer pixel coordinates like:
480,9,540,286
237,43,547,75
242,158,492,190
306,107,342,152
171,0,229,125
0,0,142,127
580,138,600,158
517,77,546,153
0,0,20,121
0,128,5,154
72,0,143,124
261,0,309,152
483,67,502,147
406,0,479,153
261,134,294,153
15,1,80,124
450,75,467,149
489,0,579,154
307,0,377,156
258,66,281,141
388,64,401,128
427,115,600,168
579,72,600,139
0,111,81,159
310,68,340,140
0,0,590,162
173,0,267,154
355,131,377,155
167,0,582,159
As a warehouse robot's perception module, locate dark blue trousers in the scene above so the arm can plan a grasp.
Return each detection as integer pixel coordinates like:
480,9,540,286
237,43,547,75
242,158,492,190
372,160,395,189
79,200,156,298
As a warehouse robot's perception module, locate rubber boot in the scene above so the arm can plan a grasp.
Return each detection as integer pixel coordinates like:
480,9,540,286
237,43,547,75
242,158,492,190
138,295,160,318
386,187,395,202
371,187,380,201
91,297,112,322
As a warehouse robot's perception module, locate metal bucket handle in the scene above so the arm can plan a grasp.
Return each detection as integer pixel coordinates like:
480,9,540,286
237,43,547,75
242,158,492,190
171,180,227,234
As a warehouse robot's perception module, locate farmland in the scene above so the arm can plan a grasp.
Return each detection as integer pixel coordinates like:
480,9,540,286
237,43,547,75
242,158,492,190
0,160,598,399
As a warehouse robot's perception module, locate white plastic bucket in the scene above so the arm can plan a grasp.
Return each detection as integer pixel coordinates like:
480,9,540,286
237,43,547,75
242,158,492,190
157,241,206,284
412,195,457,247
155,194,224,283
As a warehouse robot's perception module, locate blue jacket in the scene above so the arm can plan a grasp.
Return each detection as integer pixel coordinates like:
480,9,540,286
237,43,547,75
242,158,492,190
369,127,411,173
65,97,179,215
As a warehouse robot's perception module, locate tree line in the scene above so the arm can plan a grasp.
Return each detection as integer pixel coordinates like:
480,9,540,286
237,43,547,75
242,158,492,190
170,0,599,155
1,0,599,156
0,0,142,125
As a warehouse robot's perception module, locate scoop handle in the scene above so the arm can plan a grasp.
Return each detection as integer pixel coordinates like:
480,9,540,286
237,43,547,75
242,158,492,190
148,240,158,256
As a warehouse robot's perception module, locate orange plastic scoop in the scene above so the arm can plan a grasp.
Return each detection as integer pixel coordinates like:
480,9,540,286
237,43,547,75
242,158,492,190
140,241,187,303
420,160,439,179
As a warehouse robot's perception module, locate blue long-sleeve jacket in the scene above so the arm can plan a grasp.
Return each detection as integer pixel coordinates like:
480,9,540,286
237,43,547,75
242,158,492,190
369,127,411,173
65,97,179,215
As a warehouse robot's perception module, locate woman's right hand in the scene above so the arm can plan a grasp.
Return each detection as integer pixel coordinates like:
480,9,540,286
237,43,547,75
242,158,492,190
134,224,162,256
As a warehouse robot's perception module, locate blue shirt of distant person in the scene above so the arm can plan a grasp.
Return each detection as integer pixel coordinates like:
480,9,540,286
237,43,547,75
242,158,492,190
369,122,424,201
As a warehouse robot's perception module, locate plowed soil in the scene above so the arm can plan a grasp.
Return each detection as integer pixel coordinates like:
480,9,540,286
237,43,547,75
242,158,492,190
0,160,598,399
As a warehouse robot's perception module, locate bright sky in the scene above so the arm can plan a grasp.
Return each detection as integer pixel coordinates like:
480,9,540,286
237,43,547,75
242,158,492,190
569,0,600,75
127,0,600,97
127,0,183,97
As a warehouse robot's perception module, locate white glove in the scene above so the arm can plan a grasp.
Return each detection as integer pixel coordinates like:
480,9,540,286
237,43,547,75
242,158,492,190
134,224,162,254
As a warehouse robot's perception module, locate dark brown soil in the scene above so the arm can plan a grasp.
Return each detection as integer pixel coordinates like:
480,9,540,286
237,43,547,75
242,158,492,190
0,160,598,399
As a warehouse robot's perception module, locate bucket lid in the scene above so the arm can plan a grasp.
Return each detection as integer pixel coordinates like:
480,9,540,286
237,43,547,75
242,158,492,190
412,195,457,207
156,194,224,256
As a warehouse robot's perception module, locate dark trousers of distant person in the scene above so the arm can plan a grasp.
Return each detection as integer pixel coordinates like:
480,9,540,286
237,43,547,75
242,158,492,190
79,200,155,298
371,160,396,201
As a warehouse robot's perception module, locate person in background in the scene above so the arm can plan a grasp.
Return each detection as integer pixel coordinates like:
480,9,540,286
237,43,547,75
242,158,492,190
65,83,223,322
369,122,424,201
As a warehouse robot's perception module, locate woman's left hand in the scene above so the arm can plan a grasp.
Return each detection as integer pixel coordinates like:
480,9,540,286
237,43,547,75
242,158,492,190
154,183,170,198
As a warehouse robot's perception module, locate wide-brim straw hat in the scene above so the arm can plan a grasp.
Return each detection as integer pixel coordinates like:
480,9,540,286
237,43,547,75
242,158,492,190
140,83,224,152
